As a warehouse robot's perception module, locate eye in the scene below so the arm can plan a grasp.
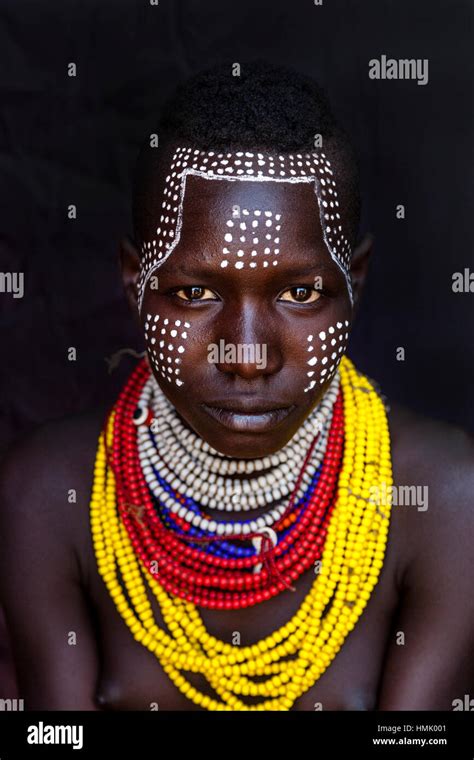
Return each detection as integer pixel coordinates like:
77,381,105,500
278,286,321,304
173,286,218,302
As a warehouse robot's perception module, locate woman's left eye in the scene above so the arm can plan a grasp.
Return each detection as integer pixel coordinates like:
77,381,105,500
174,286,218,301
279,286,321,304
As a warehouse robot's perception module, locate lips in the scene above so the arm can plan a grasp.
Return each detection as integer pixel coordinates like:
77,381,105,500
201,399,295,433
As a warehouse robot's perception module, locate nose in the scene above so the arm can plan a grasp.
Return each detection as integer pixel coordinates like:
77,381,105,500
212,304,283,380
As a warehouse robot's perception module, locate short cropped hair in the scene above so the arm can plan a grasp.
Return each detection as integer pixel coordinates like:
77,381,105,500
133,60,361,247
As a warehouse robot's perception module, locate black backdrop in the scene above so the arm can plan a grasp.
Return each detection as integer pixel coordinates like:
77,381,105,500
1,0,473,463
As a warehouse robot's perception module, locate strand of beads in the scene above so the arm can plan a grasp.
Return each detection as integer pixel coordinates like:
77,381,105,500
141,372,340,509
90,355,392,709
152,467,323,561
107,359,344,607
116,411,341,607
135,359,336,529
148,370,340,474
138,407,332,513
137,416,332,518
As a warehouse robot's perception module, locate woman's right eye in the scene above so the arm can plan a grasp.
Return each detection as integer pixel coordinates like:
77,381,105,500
174,286,218,301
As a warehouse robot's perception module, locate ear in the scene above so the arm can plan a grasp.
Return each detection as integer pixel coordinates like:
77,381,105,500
350,233,373,313
119,235,141,319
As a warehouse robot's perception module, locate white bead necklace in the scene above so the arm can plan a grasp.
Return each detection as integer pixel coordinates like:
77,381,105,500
138,448,289,535
138,417,331,512
147,371,339,474
142,390,336,504
133,372,340,521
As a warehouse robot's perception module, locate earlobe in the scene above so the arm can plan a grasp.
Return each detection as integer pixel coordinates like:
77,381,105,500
350,233,373,311
120,235,141,315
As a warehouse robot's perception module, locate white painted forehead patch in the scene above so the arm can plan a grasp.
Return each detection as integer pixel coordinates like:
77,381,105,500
220,208,281,269
138,147,353,310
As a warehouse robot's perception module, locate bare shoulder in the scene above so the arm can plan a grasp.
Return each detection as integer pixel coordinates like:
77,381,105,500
375,400,474,709
0,408,109,709
389,398,474,476
387,398,474,592
0,405,107,581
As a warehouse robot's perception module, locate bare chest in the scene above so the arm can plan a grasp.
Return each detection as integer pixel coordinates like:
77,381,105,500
87,539,400,711
67,399,429,711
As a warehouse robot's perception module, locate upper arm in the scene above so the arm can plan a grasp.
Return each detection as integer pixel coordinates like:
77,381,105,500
377,564,474,710
377,427,474,710
0,429,101,710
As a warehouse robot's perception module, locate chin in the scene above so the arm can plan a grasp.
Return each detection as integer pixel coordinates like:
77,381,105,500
189,406,306,459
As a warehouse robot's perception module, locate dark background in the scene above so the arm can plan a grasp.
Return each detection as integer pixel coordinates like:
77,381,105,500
0,0,473,694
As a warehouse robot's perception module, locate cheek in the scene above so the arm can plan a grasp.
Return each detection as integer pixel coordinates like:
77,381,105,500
303,319,351,392
144,312,192,388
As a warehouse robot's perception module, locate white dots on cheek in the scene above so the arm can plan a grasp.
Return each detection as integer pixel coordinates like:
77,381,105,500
318,319,351,384
303,334,318,393
144,313,191,388
302,320,351,393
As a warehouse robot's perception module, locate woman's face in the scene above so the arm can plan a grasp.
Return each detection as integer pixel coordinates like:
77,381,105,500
139,173,353,459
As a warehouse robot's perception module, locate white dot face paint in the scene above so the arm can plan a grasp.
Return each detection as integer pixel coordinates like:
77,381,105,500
144,312,191,388
219,208,281,269
137,147,353,311
303,320,350,392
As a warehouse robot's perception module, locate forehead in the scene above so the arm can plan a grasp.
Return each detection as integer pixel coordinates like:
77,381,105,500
178,175,323,245
138,146,353,308
162,177,330,275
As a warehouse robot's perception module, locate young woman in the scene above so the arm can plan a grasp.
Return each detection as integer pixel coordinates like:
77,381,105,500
1,62,473,711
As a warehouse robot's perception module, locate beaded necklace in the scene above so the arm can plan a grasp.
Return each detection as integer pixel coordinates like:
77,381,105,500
102,360,343,605
90,356,392,709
